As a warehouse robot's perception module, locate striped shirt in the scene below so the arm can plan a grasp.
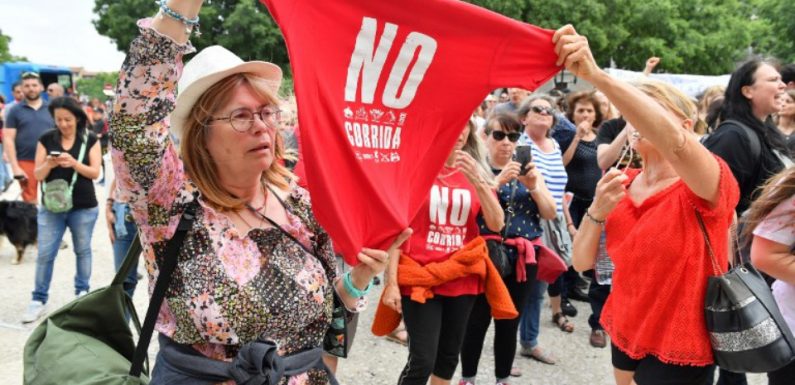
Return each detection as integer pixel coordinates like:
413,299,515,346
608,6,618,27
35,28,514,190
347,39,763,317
518,136,568,214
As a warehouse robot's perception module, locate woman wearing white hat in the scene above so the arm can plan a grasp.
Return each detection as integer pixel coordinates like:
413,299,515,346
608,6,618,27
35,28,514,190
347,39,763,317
110,1,410,384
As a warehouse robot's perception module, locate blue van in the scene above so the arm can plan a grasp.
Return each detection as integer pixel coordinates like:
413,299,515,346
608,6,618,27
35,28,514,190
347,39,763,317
0,62,73,101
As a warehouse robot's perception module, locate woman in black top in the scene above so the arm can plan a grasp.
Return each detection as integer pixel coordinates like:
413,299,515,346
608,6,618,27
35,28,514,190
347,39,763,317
703,59,789,215
22,96,101,323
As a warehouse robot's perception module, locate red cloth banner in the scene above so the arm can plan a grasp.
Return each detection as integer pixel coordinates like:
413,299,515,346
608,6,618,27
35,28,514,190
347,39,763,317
261,0,560,264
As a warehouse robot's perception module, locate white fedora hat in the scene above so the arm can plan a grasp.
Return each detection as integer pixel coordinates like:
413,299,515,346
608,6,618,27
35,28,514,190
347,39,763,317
170,45,282,141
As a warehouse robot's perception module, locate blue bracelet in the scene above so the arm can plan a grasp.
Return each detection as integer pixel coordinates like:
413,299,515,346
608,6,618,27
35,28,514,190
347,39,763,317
342,271,372,299
158,0,199,26
158,0,202,36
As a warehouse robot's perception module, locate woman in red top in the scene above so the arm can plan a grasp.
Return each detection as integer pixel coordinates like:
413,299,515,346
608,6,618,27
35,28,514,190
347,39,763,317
382,119,504,385
559,26,739,385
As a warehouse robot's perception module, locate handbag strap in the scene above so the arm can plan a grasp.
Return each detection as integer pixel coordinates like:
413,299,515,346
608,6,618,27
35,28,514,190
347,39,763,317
694,209,724,277
129,203,198,377
253,186,319,260
499,180,519,244
69,133,89,189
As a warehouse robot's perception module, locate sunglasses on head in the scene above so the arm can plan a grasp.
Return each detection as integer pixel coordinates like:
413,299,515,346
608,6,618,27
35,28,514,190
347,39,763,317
491,130,521,142
531,105,554,115
21,71,40,79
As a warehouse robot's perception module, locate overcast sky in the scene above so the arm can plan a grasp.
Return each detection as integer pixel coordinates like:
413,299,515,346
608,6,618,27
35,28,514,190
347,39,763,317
0,0,126,72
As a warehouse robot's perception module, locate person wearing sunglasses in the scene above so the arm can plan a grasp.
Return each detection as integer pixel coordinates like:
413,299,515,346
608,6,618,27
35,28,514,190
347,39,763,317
559,25,739,385
459,113,556,385
516,95,578,364
108,1,409,383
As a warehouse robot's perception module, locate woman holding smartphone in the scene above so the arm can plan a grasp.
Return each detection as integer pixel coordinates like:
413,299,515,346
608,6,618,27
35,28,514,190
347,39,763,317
459,113,556,385
22,96,102,323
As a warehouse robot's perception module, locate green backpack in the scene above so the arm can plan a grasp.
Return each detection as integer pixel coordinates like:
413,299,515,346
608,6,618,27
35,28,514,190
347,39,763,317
41,134,88,213
24,207,196,385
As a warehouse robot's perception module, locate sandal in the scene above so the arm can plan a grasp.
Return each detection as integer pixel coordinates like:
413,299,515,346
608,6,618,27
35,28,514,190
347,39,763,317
552,312,574,333
520,346,556,365
385,323,408,346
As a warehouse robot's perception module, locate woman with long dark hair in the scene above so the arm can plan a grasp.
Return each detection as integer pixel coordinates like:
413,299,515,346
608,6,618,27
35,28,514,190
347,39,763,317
704,59,789,215
22,96,102,323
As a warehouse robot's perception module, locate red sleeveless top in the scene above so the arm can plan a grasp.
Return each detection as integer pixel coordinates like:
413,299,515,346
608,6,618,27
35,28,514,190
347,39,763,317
601,156,739,366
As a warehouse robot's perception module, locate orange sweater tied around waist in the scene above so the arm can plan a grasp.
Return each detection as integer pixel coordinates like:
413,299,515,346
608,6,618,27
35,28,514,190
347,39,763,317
371,237,518,336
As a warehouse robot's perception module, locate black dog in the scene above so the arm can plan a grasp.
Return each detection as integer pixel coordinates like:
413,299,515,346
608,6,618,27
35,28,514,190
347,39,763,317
0,200,37,264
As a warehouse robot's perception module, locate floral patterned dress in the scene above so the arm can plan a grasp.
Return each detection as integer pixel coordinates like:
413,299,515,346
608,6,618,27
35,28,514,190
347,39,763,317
110,19,336,385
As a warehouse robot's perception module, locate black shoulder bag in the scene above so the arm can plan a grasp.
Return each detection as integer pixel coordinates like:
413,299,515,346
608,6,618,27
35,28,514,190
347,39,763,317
697,210,795,373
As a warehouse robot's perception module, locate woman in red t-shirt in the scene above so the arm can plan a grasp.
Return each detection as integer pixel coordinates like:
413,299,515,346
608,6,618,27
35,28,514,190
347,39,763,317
559,26,739,385
382,119,504,385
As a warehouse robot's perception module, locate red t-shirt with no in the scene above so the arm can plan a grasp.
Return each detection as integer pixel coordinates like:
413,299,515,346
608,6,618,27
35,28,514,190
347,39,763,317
403,167,483,297
601,157,739,366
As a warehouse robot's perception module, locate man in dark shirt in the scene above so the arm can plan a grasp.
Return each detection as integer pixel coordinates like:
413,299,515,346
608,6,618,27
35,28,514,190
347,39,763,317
3,72,54,203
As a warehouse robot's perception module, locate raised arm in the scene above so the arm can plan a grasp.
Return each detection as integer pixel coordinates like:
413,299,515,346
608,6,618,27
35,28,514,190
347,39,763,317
596,127,629,170
553,26,721,206
109,1,200,234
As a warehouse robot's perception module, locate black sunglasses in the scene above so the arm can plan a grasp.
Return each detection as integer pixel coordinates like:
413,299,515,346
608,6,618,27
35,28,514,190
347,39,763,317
531,105,554,115
491,130,521,142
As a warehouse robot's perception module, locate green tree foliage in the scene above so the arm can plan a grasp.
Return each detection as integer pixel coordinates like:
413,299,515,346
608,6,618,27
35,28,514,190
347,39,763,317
754,0,795,64
94,0,791,76
76,72,120,101
93,0,287,67
467,0,765,75
0,29,28,63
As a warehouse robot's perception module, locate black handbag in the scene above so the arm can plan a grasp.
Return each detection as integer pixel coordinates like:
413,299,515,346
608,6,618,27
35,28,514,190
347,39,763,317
487,181,519,278
697,210,795,373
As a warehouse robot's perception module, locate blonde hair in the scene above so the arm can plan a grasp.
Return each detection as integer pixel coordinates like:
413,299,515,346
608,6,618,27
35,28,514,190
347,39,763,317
462,118,496,187
698,85,726,115
181,73,295,211
633,80,698,125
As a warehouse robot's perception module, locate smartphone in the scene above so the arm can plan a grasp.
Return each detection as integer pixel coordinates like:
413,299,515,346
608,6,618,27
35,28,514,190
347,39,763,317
515,146,533,175
48,151,61,157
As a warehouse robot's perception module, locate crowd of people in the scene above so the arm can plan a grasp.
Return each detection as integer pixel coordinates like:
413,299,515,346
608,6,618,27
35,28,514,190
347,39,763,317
3,0,795,384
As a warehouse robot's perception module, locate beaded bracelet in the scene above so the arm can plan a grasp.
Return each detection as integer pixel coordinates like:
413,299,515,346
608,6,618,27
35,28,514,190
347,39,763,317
157,0,202,37
342,271,372,299
585,209,606,226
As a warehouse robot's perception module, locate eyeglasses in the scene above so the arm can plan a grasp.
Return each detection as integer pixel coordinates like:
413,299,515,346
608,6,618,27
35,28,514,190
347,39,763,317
530,105,554,116
206,106,282,132
490,130,521,142
21,72,40,79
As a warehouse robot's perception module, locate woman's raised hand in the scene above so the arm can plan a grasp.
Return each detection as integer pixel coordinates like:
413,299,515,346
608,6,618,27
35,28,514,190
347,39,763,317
552,25,600,82
589,169,628,221
516,163,539,191
496,161,521,186
455,150,487,186
575,120,593,139
356,228,413,278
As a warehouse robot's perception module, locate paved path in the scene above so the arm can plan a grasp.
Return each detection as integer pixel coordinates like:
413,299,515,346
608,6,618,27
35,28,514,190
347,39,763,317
0,178,766,384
